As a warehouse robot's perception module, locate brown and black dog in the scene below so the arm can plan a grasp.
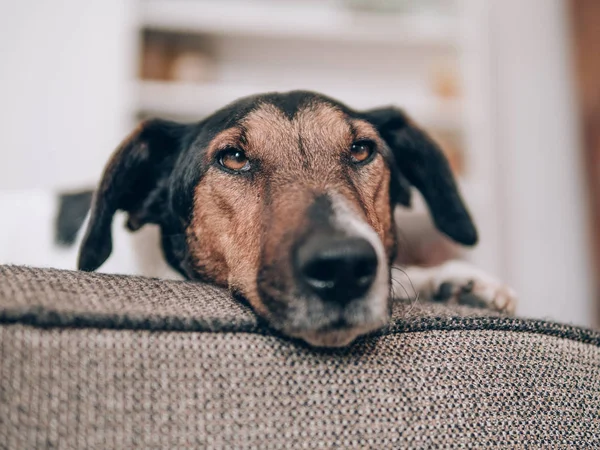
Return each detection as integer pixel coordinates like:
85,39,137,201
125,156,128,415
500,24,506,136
78,91,515,347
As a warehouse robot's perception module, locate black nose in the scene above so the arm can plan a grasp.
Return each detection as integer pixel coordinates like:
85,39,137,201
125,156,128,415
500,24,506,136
296,236,379,304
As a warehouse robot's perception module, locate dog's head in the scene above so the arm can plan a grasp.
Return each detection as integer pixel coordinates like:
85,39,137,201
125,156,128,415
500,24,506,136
79,91,476,347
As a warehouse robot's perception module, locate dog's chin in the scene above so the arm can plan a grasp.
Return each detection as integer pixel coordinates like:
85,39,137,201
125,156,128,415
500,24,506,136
292,324,381,348
258,270,391,348
285,314,389,348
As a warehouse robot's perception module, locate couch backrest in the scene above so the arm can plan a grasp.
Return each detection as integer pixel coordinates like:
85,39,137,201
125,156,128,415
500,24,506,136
1,265,599,448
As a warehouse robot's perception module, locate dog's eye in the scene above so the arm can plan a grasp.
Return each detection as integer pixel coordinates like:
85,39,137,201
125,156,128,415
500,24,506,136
218,148,250,172
350,141,375,164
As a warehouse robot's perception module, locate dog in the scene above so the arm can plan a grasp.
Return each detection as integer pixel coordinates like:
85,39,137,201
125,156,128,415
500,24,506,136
78,91,516,347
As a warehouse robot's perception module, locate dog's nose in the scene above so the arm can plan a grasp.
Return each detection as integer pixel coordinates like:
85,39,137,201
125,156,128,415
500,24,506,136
296,236,378,303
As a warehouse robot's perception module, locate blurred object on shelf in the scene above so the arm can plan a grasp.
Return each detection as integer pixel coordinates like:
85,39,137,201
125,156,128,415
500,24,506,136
140,32,170,81
342,0,456,14
430,57,461,99
169,40,215,83
140,31,216,83
169,51,214,83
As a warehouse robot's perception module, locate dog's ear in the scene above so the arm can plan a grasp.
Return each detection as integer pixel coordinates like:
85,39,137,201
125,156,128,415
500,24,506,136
78,119,188,271
365,107,478,246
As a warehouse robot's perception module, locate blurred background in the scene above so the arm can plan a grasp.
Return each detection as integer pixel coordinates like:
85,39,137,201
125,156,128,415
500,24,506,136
1,0,598,327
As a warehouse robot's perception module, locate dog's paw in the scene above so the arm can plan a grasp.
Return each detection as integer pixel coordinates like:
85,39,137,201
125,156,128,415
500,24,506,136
430,261,517,315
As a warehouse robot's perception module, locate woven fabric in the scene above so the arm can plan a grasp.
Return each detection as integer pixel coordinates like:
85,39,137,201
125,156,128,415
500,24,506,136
1,265,599,448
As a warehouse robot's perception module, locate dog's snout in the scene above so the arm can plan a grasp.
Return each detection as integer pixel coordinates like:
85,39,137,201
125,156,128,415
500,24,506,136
296,236,378,303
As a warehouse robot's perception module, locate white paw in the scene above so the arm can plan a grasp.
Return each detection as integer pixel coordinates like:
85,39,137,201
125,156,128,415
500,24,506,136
431,261,517,315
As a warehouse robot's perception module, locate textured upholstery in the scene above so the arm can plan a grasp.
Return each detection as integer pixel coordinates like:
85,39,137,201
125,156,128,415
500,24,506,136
1,265,599,448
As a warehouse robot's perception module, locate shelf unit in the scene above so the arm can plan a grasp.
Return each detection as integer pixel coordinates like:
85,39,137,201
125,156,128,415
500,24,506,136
136,80,463,130
132,0,503,276
139,0,461,46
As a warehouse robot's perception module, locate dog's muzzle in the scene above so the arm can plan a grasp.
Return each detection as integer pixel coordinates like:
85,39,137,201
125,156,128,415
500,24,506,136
259,194,390,348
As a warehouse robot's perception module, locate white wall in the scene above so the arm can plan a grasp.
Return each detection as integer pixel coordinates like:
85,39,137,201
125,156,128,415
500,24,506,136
0,0,136,190
491,0,596,326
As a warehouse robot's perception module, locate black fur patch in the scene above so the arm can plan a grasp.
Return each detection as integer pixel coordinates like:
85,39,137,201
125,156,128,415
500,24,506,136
55,189,94,246
432,282,454,303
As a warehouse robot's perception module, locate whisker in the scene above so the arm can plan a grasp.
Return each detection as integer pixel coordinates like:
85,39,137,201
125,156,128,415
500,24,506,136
391,266,420,318
394,226,411,258
391,266,418,300
403,291,420,318
390,275,411,300
388,278,399,300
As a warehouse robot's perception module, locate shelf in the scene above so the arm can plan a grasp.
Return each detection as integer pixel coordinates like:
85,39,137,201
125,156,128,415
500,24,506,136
136,80,463,130
140,0,460,47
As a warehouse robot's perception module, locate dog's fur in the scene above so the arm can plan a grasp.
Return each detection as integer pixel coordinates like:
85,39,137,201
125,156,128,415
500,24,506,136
78,91,515,347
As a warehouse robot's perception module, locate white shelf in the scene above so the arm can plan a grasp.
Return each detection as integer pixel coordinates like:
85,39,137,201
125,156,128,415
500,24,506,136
136,80,463,129
140,0,460,46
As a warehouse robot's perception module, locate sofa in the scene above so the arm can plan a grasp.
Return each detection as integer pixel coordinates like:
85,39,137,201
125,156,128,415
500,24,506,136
1,264,599,448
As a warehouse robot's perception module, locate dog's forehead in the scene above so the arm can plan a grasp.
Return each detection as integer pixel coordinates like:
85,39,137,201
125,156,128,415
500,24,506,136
245,90,349,120
242,101,351,158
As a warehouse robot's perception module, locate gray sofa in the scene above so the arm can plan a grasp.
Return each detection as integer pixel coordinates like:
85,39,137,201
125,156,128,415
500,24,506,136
1,265,599,448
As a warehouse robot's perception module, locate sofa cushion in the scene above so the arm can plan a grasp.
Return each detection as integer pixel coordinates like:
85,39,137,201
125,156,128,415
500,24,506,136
1,265,599,448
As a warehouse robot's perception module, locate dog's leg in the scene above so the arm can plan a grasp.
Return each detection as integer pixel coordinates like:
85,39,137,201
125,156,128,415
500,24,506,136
392,260,517,314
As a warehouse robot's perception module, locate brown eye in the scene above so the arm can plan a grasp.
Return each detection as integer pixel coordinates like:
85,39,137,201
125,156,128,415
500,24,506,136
350,141,375,164
218,148,250,172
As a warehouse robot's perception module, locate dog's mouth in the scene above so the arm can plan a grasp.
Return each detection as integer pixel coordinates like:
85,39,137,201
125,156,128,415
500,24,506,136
288,315,389,347
257,284,391,347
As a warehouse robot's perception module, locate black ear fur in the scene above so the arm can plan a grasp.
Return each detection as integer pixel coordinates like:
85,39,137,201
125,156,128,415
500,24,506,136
365,107,478,246
78,119,187,271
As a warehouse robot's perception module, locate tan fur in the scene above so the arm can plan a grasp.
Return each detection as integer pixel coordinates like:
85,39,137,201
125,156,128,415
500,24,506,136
188,101,394,316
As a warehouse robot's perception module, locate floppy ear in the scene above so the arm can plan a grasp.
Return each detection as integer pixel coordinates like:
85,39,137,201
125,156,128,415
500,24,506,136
78,119,188,271
365,107,478,246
